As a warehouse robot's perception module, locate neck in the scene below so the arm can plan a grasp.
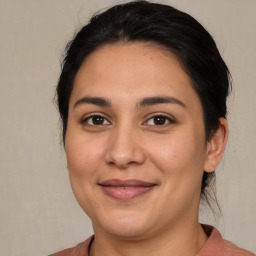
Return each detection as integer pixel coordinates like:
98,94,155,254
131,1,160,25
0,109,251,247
89,221,208,256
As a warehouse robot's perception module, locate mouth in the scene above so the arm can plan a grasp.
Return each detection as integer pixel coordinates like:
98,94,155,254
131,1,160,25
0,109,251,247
98,179,157,200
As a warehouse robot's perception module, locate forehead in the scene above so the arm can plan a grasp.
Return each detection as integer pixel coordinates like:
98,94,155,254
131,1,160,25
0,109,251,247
70,43,201,110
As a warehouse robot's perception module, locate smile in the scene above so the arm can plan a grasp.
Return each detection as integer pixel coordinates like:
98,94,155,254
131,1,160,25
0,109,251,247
99,179,157,200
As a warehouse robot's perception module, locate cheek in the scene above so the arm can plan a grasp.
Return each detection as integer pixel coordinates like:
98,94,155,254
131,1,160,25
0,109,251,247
64,133,105,211
146,129,206,184
65,131,102,174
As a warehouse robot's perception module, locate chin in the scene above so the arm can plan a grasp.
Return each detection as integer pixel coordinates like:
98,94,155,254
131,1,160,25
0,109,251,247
93,210,155,240
103,224,151,240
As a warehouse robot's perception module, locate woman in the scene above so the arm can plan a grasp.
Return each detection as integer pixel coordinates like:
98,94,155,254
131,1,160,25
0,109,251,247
50,1,254,255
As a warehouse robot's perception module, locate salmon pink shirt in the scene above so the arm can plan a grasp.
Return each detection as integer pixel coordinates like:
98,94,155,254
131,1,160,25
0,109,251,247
49,225,255,256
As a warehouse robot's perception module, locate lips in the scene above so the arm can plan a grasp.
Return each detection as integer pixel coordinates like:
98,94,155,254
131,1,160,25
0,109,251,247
99,179,156,200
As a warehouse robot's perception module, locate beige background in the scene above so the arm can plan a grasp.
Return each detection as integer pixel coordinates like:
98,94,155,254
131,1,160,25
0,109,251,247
0,0,255,255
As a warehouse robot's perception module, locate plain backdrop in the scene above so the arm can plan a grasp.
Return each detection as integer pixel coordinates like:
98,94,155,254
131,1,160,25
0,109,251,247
0,0,255,255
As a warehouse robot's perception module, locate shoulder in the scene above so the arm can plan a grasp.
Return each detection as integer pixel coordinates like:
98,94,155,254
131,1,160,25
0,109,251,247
49,236,93,256
198,225,255,256
219,238,255,256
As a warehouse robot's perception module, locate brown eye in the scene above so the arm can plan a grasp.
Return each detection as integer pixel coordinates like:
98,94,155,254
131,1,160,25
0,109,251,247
83,115,111,126
91,116,104,125
145,115,174,126
153,116,167,125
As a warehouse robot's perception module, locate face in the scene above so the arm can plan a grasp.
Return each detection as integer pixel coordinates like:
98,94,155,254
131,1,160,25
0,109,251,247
65,43,213,239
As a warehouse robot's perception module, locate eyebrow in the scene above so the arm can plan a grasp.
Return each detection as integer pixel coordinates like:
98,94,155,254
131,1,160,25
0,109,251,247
137,96,186,109
73,95,186,109
73,96,111,109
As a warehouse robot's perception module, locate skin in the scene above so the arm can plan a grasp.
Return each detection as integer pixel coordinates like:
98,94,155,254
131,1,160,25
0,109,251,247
65,43,228,256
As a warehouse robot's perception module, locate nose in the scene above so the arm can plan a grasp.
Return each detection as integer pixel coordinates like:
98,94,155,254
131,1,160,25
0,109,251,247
104,125,146,169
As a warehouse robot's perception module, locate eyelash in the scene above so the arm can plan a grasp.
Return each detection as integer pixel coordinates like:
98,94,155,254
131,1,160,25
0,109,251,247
81,113,175,127
144,115,175,126
81,114,111,126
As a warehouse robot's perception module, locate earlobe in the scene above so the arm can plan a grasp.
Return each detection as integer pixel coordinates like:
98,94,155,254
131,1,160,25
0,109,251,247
204,118,229,173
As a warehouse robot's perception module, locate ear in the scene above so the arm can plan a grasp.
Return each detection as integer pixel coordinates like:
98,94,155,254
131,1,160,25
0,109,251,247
204,117,228,173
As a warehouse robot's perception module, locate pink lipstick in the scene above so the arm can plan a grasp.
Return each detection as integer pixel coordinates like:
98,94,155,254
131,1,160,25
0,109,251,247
99,179,156,200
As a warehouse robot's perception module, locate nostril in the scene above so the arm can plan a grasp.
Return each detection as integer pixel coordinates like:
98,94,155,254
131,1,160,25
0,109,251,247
107,161,115,166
